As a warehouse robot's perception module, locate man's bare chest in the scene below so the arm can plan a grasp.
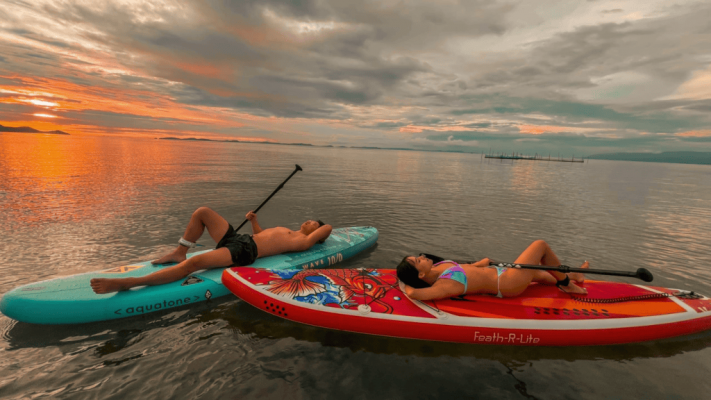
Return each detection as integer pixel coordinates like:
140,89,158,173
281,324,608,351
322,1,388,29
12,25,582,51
255,227,297,241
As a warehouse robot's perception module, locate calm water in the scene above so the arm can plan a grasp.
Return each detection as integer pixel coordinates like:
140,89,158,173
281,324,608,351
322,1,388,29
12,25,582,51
1,133,711,399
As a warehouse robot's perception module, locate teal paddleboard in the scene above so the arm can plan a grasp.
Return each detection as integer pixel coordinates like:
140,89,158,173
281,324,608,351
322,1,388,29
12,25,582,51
0,227,378,325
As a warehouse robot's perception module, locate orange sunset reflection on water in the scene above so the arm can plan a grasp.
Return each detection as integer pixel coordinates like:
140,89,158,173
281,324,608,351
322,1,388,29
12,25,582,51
0,133,206,230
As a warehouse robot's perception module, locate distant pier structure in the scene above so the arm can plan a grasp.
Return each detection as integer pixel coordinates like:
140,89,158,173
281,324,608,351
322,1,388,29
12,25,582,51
483,152,584,163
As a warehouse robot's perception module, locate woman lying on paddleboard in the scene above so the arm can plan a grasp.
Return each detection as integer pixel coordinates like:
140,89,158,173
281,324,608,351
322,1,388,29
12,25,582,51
397,240,589,301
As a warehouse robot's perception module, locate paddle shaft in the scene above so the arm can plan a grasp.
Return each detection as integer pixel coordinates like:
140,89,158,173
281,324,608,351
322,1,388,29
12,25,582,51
489,262,653,282
235,164,303,232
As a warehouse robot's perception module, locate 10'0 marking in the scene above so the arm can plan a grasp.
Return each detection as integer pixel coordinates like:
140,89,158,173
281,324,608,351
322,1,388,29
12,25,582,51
328,253,343,266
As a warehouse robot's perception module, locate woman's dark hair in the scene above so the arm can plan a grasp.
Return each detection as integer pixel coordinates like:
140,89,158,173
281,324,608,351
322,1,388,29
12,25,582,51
396,256,431,289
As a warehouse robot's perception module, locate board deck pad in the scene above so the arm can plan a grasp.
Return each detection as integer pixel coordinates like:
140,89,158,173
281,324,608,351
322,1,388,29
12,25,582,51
0,227,378,325
223,267,711,346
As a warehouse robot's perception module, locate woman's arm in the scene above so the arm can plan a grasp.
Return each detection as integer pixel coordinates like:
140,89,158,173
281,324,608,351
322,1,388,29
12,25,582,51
471,258,492,268
404,280,464,301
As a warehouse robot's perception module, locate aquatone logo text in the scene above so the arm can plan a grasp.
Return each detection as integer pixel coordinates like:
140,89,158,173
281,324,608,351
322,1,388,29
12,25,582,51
114,296,200,315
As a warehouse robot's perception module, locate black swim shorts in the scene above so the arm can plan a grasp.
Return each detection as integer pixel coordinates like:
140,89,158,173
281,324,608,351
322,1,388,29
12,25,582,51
215,224,259,266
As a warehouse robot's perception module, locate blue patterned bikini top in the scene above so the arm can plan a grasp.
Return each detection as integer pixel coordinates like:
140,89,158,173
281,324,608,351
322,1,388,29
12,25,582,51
434,261,468,295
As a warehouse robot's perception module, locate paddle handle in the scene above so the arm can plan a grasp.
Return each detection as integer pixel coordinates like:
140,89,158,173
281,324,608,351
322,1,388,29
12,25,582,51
235,164,303,232
490,262,654,282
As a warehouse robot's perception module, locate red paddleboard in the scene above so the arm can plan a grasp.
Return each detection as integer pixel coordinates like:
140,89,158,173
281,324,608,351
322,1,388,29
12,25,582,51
222,267,711,346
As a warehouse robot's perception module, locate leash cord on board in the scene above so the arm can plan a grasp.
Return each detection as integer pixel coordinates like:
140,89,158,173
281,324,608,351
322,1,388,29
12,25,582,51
570,291,701,304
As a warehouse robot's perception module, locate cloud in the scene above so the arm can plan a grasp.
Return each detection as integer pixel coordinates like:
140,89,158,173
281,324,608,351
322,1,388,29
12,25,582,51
517,124,609,136
676,130,711,137
663,65,711,101
1,0,711,154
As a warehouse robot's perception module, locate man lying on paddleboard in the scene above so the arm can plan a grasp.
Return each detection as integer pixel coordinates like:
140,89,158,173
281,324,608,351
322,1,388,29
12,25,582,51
397,240,589,300
91,207,332,294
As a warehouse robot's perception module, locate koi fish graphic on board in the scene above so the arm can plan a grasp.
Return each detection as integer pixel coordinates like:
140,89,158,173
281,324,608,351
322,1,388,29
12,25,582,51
261,269,397,313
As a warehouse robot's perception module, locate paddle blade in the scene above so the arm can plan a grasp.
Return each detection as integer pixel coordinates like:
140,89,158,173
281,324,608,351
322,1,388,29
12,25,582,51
636,268,654,282
295,164,303,171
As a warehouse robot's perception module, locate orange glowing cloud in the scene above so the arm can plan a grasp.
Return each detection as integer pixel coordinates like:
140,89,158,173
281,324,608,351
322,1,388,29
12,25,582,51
0,54,361,143
676,130,711,137
518,124,569,135
0,73,258,137
153,55,288,101
0,74,237,124
0,72,322,142
21,98,60,107
173,61,225,78
516,124,604,135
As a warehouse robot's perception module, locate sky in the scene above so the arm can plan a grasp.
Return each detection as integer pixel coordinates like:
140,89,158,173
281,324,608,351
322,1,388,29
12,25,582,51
1,0,711,156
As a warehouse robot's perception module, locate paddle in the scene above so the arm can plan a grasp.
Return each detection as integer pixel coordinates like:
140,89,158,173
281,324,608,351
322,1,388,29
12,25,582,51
488,261,654,282
235,164,303,232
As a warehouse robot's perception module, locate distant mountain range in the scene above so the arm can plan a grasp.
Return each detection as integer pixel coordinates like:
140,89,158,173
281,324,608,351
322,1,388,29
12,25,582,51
148,137,711,166
158,136,459,152
587,151,711,165
4,126,708,166
162,137,711,166
0,124,69,135
159,136,234,142
158,136,314,146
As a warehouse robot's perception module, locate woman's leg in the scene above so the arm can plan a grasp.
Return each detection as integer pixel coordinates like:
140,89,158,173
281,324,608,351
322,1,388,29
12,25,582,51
531,261,589,284
91,248,233,294
568,261,589,283
152,207,230,264
532,263,588,284
532,270,557,285
500,240,587,296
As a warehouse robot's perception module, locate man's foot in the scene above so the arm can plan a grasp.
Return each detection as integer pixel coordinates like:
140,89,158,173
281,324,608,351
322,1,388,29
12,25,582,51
557,280,588,295
569,260,589,283
90,278,131,294
151,249,187,265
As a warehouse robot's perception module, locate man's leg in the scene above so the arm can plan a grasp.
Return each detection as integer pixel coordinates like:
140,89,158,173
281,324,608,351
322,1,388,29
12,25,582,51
91,248,233,294
152,207,230,264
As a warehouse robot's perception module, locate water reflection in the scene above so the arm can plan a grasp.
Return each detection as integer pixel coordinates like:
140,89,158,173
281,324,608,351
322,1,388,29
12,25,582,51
2,135,711,399
0,134,196,230
222,299,711,362
5,296,710,364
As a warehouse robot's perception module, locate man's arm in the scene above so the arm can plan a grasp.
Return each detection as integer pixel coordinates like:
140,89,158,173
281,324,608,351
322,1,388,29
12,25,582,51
246,211,263,234
305,224,332,248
